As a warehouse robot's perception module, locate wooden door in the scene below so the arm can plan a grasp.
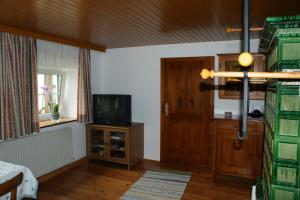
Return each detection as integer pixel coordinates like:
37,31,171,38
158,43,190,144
161,57,214,167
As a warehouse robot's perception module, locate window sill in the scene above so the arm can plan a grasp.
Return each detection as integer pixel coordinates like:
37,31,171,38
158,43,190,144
40,117,77,128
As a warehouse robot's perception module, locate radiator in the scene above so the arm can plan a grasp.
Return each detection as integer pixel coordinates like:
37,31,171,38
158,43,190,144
0,127,73,177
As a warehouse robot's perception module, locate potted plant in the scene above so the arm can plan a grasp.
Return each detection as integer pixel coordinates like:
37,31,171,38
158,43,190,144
49,103,60,121
41,85,60,122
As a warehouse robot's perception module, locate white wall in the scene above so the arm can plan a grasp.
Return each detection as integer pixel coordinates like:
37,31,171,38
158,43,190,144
91,40,265,161
91,50,105,94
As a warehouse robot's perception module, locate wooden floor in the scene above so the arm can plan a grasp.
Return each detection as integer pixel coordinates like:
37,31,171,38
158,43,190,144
38,160,253,200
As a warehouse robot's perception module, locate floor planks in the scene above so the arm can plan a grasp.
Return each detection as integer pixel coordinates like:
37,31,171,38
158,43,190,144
38,160,253,200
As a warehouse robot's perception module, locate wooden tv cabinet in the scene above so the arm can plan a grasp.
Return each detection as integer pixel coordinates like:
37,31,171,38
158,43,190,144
86,123,144,170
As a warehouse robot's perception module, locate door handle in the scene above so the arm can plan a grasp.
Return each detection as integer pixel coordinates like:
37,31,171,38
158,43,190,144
163,102,169,117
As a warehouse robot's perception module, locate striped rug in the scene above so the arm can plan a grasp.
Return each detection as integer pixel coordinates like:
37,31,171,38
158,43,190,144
120,169,192,200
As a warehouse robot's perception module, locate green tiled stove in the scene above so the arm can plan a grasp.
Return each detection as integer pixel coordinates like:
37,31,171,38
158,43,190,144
258,15,300,200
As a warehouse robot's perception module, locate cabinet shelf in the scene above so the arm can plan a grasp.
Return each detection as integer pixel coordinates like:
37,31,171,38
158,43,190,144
91,144,104,148
110,135,124,139
110,138,125,142
91,136,104,139
110,148,125,152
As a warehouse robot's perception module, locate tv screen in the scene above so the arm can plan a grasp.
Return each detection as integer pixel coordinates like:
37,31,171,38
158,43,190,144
93,94,131,126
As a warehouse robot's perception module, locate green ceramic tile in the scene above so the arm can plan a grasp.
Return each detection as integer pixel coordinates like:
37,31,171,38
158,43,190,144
278,143,298,161
274,189,294,200
282,43,300,60
279,119,299,137
281,95,300,112
276,166,297,185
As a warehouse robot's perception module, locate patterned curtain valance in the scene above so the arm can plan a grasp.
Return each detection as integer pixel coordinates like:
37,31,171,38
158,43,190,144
0,32,39,140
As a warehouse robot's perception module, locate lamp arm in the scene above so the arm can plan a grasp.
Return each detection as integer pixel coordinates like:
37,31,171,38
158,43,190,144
200,70,300,79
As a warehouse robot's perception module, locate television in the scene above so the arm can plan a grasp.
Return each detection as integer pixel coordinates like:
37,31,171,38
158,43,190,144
93,94,131,126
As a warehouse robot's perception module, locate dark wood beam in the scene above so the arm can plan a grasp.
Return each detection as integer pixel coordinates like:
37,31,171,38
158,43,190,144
0,24,106,52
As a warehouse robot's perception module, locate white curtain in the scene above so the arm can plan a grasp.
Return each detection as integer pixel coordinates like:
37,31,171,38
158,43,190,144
37,39,79,69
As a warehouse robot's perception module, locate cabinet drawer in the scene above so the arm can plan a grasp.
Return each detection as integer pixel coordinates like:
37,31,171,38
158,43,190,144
215,120,239,130
214,119,260,132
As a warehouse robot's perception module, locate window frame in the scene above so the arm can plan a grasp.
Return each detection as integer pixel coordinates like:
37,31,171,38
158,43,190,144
38,67,66,121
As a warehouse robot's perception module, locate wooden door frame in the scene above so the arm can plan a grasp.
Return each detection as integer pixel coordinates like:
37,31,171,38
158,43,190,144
160,56,215,164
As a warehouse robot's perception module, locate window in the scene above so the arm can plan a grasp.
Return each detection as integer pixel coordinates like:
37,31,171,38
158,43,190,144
36,40,79,126
37,67,77,125
38,74,63,114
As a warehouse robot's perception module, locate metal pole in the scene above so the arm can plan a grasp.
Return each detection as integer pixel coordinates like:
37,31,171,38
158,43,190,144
243,0,250,52
238,0,250,140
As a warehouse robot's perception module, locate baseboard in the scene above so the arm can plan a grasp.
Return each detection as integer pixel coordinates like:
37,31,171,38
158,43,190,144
38,157,88,183
143,159,160,164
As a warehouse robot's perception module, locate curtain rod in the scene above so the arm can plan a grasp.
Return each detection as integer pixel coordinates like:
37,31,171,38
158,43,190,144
227,27,263,32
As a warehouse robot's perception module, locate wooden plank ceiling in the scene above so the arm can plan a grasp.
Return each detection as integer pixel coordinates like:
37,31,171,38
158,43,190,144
0,0,299,50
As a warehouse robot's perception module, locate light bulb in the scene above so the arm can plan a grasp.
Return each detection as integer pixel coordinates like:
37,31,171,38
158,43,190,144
238,52,254,67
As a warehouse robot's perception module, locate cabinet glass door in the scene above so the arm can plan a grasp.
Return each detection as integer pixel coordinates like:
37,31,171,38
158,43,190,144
109,130,126,161
90,129,105,159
